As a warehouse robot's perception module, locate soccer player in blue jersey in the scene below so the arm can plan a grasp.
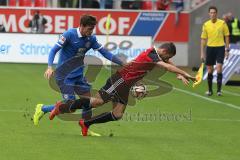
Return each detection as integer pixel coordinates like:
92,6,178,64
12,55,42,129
33,14,123,136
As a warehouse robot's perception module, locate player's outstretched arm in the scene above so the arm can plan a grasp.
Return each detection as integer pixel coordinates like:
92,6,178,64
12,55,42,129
98,48,124,66
176,74,190,85
157,61,195,81
167,60,191,85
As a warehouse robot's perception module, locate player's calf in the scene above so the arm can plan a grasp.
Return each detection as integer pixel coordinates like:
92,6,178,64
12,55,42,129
83,111,120,129
61,98,91,114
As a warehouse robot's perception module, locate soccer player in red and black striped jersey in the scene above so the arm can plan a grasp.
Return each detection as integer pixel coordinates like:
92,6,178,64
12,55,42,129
49,42,195,136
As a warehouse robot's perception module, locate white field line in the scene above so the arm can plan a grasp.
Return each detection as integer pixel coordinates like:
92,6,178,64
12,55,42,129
145,78,240,111
223,90,240,97
173,87,240,111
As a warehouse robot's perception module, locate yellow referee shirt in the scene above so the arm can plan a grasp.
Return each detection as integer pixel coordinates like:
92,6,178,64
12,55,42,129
201,19,229,47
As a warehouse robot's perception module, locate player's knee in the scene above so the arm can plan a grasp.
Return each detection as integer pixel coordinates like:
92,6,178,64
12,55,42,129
112,111,123,120
207,68,213,74
90,97,104,107
216,67,222,73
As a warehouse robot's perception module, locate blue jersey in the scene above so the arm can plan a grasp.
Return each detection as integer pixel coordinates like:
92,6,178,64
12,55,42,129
48,28,122,79
57,28,102,65
56,28,101,78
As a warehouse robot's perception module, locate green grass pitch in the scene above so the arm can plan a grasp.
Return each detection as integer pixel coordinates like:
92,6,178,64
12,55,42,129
0,63,239,160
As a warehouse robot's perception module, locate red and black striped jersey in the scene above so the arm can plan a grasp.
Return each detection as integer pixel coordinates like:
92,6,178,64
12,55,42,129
118,47,163,84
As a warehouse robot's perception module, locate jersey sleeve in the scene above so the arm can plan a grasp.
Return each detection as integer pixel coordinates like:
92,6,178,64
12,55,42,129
98,47,123,65
201,24,207,39
56,31,70,47
223,22,230,36
91,35,103,50
48,44,61,67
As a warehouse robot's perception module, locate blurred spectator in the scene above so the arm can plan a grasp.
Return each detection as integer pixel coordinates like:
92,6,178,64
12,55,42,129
34,0,47,7
28,11,47,33
59,0,73,8
121,0,141,10
157,0,171,10
91,0,100,8
0,23,6,32
19,0,32,7
222,14,229,23
0,0,6,6
8,0,17,6
173,0,184,11
78,0,100,8
99,0,113,9
141,1,153,10
227,12,240,44
105,0,113,9
172,0,184,24
222,13,231,33
76,0,88,8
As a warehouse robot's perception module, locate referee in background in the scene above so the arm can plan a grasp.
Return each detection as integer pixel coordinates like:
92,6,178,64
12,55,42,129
201,6,230,96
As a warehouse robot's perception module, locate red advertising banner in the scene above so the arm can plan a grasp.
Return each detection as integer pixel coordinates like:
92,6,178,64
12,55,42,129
0,8,189,42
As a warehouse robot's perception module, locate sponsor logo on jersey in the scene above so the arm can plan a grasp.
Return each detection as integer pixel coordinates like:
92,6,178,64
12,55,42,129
85,42,91,48
77,48,87,56
58,35,66,45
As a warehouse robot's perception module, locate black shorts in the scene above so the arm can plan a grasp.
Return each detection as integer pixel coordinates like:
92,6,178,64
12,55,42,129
98,73,131,105
206,46,225,65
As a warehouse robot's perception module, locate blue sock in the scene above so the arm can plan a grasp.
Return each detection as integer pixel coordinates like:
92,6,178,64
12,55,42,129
41,105,55,113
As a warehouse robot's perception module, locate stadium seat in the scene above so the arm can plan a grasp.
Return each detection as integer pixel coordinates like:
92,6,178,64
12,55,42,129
34,0,47,7
8,0,17,6
19,0,32,7
141,1,153,10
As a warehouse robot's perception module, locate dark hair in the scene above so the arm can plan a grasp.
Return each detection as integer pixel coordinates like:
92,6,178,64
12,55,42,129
160,42,176,56
80,14,97,27
208,6,218,13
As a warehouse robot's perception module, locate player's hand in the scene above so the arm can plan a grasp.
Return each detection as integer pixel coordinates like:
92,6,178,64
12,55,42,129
177,75,190,85
225,51,229,60
184,73,196,82
44,67,54,80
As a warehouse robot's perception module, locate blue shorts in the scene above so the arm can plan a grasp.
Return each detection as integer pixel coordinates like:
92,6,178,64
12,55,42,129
56,76,91,101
